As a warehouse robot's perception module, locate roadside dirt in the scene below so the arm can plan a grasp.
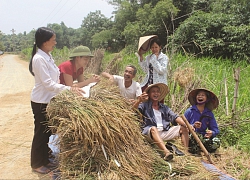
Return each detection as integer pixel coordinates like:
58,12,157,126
0,55,51,179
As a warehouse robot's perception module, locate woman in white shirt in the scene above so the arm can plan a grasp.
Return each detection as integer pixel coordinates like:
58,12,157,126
137,38,168,103
29,27,83,174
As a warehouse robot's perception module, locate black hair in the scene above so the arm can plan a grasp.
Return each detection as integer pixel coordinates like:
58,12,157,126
197,89,211,99
29,27,55,76
150,38,162,48
126,64,137,75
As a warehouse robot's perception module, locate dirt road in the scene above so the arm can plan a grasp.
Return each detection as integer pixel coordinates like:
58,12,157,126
0,55,50,179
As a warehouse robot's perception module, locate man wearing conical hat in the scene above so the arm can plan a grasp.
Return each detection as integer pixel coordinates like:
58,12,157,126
58,45,100,88
184,88,220,154
133,83,189,161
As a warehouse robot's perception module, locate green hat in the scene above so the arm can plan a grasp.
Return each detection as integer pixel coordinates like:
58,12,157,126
69,46,94,58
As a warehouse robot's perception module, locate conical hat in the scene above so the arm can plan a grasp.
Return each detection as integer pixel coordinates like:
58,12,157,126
144,83,169,102
138,35,158,54
188,88,219,110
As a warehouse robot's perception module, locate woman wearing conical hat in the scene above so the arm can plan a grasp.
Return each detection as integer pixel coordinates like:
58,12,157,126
136,37,168,103
184,88,220,154
58,45,100,88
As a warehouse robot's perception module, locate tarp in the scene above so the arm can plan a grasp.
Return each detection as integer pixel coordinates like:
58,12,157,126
201,161,236,180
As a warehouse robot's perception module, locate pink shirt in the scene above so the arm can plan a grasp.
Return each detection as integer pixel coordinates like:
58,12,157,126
58,60,83,85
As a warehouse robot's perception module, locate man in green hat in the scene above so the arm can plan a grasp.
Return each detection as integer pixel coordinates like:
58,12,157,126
59,45,100,88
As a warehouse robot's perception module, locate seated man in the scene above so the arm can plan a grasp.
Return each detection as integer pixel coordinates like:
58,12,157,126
133,83,189,161
101,65,142,103
184,88,220,154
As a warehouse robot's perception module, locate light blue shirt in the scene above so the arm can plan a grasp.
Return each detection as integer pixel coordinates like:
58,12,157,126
138,52,168,87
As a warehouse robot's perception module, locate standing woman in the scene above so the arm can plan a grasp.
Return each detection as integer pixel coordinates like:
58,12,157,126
137,37,168,103
29,27,83,174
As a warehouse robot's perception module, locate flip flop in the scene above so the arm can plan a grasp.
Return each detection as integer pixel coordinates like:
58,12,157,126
166,142,185,156
164,153,174,161
33,166,51,174
46,162,58,170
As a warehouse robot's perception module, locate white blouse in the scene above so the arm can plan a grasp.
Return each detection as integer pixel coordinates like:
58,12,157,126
137,52,168,87
31,49,70,104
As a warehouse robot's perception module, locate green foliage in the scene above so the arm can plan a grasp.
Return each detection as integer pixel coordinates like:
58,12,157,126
79,10,113,49
169,0,250,61
52,46,70,66
122,0,178,52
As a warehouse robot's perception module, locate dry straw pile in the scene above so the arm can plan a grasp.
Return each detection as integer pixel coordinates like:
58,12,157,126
47,79,173,179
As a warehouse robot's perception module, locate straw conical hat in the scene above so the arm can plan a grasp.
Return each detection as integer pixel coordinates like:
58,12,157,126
188,88,219,110
144,83,169,101
138,35,158,54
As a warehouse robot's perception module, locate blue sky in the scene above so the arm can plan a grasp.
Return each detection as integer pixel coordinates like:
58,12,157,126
0,0,115,35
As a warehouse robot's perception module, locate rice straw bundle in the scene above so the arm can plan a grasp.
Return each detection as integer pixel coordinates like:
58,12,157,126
47,79,171,179
173,67,194,88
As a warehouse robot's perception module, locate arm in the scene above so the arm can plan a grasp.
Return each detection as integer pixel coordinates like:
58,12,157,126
149,53,168,74
101,72,114,82
207,113,219,138
62,73,100,88
175,116,188,128
132,92,148,109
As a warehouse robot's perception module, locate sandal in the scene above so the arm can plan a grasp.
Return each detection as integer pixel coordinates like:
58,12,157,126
166,142,185,156
164,153,174,161
46,162,58,170
33,166,51,174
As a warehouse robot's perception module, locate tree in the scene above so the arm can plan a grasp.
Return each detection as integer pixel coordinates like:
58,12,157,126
169,0,250,61
79,11,113,48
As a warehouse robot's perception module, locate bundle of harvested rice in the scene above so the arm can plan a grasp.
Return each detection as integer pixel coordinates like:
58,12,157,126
173,67,194,88
47,79,200,179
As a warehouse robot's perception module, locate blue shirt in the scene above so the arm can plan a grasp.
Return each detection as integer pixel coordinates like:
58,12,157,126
184,105,219,138
138,100,178,135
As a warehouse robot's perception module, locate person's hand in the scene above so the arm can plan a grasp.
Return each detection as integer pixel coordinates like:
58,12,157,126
138,92,148,103
91,74,100,83
70,85,85,96
194,121,202,128
204,130,213,138
128,99,136,104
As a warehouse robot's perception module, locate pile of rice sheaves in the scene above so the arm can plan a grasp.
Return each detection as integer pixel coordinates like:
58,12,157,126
47,80,171,179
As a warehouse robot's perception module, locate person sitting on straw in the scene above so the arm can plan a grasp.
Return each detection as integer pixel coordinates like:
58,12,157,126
101,65,142,104
133,83,189,161
184,88,220,154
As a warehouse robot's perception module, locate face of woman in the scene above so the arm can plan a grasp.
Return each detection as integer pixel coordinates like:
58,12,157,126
43,34,57,53
150,42,161,55
196,91,208,104
77,56,91,68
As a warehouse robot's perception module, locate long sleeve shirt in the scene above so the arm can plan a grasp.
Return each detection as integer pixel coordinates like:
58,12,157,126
31,49,70,104
138,52,168,87
138,100,178,135
184,105,219,138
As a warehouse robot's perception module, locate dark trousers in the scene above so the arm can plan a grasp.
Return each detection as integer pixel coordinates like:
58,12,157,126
31,101,51,169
